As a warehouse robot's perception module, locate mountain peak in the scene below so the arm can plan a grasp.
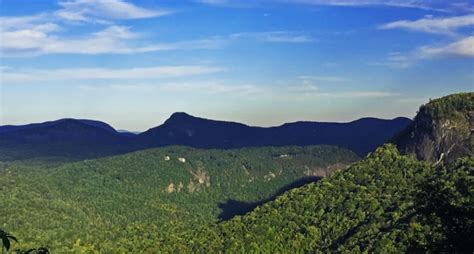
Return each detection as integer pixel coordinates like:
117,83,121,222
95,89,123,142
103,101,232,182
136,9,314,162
164,112,198,124
395,92,473,163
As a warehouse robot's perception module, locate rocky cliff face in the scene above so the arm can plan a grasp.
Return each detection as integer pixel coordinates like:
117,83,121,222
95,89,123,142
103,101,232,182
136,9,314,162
395,92,473,163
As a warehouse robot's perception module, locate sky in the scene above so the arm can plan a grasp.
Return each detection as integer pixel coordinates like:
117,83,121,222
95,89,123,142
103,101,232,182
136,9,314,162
0,0,473,131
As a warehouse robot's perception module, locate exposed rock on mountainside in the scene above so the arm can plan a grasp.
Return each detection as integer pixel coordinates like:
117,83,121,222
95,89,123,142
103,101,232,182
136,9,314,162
395,92,473,163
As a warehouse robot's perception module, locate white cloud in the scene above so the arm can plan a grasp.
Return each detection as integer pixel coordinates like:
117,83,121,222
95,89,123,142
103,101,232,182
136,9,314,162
419,36,474,58
381,52,415,68
379,14,474,35
287,84,320,94
77,81,263,95
160,81,261,95
0,20,299,56
279,75,396,98
0,14,50,29
318,91,398,98
298,75,348,82
196,0,232,5
0,24,224,56
372,35,474,68
200,0,450,11
0,1,178,56
0,65,224,82
230,31,315,43
0,4,310,57
76,80,396,99
285,87,398,98
282,0,424,8
56,0,172,22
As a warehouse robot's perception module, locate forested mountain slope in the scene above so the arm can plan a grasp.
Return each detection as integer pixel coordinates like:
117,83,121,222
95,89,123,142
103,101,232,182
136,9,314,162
0,145,357,252
216,145,473,253
1,93,471,253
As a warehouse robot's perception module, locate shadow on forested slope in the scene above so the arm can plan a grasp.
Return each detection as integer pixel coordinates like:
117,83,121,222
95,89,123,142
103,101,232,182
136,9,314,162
218,176,322,221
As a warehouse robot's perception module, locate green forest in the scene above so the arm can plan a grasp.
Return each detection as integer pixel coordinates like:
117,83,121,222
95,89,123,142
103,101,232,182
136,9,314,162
0,145,358,252
1,93,473,253
1,144,472,253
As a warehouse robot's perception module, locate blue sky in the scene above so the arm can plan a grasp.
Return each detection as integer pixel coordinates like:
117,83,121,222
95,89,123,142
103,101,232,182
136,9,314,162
0,0,473,131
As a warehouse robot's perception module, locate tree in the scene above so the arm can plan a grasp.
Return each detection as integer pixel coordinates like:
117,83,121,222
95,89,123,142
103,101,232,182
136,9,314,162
24,247,50,254
0,229,18,254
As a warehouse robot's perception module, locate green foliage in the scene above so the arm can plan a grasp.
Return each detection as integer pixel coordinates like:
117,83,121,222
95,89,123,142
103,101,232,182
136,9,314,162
2,143,472,252
394,92,473,162
0,145,357,252
422,92,474,120
410,157,474,252
216,145,474,253
0,229,18,252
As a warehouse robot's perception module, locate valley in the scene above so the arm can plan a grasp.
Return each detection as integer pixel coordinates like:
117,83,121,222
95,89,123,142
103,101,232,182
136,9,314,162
0,92,472,252
0,145,358,252
1,1,473,252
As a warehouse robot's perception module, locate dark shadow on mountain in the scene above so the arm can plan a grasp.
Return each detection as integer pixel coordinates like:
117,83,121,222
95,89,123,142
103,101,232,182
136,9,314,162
218,176,322,221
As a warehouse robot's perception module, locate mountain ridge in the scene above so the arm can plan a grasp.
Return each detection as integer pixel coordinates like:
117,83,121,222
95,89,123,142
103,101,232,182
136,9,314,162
137,114,412,156
0,114,412,160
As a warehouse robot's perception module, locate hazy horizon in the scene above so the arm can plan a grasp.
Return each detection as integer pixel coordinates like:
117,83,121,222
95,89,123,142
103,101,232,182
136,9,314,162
1,0,473,131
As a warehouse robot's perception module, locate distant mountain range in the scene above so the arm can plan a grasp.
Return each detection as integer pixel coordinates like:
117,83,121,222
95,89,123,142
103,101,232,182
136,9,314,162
136,113,411,156
0,113,412,160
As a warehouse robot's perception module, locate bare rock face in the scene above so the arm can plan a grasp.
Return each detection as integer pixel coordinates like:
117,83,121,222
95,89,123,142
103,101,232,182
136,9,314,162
394,93,473,163
166,183,175,193
187,169,211,193
165,181,183,193
303,163,347,178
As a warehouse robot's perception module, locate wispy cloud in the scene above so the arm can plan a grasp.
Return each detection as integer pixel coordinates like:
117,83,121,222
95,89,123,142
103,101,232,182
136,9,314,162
77,81,263,96
194,0,258,8
419,36,474,58
283,75,395,98
0,65,224,82
0,12,306,56
0,22,224,56
372,35,474,69
281,0,433,9
369,52,415,68
0,0,182,56
379,14,474,35
199,0,452,12
230,31,315,43
376,12,474,67
298,75,349,83
160,81,261,95
77,79,396,99
55,0,172,23
286,87,398,98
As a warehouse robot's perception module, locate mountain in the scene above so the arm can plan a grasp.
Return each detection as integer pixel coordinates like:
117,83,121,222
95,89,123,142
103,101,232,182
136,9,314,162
117,130,140,137
210,93,474,253
0,114,411,160
1,92,472,252
0,119,132,160
137,112,412,156
215,145,473,253
394,92,473,163
0,119,118,134
0,145,358,252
